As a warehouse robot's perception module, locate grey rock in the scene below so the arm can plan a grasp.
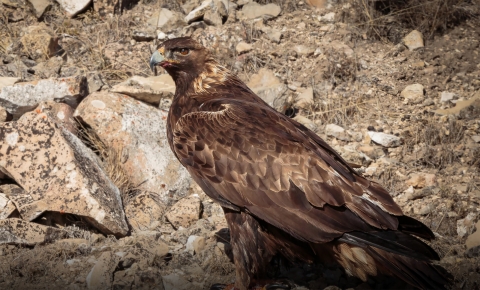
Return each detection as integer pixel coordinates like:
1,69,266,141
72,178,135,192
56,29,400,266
403,30,424,51
0,76,87,118
86,251,119,290
325,124,351,141
440,91,457,103
247,68,287,113
368,131,402,147
240,2,281,19
0,111,129,236
147,8,187,32
401,83,424,104
0,218,73,246
110,74,175,106
74,92,191,204
57,0,91,18
27,0,52,19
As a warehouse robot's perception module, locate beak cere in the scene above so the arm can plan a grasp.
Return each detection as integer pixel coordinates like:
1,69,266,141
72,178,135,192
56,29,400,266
149,50,165,72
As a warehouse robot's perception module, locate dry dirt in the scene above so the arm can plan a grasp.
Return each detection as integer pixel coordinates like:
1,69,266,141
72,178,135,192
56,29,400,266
0,0,480,289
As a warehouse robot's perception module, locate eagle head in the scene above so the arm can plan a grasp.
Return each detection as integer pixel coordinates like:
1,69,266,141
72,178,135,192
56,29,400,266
150,37,209,80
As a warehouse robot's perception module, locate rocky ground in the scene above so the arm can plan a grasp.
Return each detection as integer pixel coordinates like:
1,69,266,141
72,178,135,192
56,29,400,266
0,0,480,289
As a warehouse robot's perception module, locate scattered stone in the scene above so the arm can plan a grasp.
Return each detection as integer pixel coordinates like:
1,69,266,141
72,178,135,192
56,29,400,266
185,0,227,25
147,8,187,32
328,40,354,58
235,42,252,54
38,101,77,134
0,76,87,118
325,124,351,141
247,68,287,112
295,87,313,108
0,77,20,89
293,45,315,57
86,251,119,290
0,111,128,236
0,106,8,123
472,135,480,143
466,221,480,257
401,84,424,104
0,192,17,219
266,29,282,43
123,234,169,259
56,0,91,17
124,192,166,232
163,272,202,290
434,92,480,115
457,213,477,238
166,195,202,229
86,72,106,93
368,131,402,147
318,12,335,22
185,235,206,254
110,74,175,106
32,56,63,78
357,145,384,160
240,2,281,20
306,0,327,8
0,184,45,221
440,91,457,103
15,24,59,60
405,173,436,188
0,218,71,245
403,30,424,51
75,92,191,203
131,30,155,42
27,0,52,19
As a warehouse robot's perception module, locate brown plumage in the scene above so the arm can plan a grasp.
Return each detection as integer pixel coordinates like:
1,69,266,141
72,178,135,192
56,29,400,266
149,37,451,290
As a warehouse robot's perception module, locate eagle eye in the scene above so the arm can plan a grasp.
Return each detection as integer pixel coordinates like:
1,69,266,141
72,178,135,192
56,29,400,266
178,48,190,56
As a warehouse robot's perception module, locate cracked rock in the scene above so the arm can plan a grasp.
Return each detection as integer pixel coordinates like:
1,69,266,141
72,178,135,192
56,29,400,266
0,111,128,236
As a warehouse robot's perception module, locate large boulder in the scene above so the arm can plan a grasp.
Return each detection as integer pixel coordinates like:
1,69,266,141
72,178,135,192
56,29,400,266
0,111,128,236
0,76,87,119
74,92,191,204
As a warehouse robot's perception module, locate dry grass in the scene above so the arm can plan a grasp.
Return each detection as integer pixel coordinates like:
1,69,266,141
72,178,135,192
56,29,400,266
76,120,138,205
402,117,466,169
347,0,479,42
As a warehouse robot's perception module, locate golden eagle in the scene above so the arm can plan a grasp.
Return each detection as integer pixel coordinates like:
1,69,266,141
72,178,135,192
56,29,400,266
150,37,450,290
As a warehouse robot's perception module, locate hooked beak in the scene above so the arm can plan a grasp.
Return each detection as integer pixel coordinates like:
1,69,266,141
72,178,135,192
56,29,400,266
149,49,165,72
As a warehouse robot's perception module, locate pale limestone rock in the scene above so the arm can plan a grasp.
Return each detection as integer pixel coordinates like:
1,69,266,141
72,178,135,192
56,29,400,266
0,184,45,221
86,251,119,290
247,68,287,112
405,173,436,188
295,87,313,108
440,91,457,103
0,77,20,89
163,272,201,290
293,45,315,56
0,112,128,236
0,106,7,123
457,212,477,238
185,0,227,24
401,84,424,104
0,192,17,219
110,74,175,106
0,76,87,118
368,131,402,147
185,235,206,254
240,2,281,19
40,101,77,133
403,30,424,51
466,221,480,257
0,218,71,245
235,42,252,54
325,124,351,141
318,12,335,22
57,0,91,17
27,0,52,19
166,195,202,229
124,192,166,232
74,92,191,204
147,8,187,32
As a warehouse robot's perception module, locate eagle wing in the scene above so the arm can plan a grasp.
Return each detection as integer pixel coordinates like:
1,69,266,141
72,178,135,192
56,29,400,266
172,98,404,243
